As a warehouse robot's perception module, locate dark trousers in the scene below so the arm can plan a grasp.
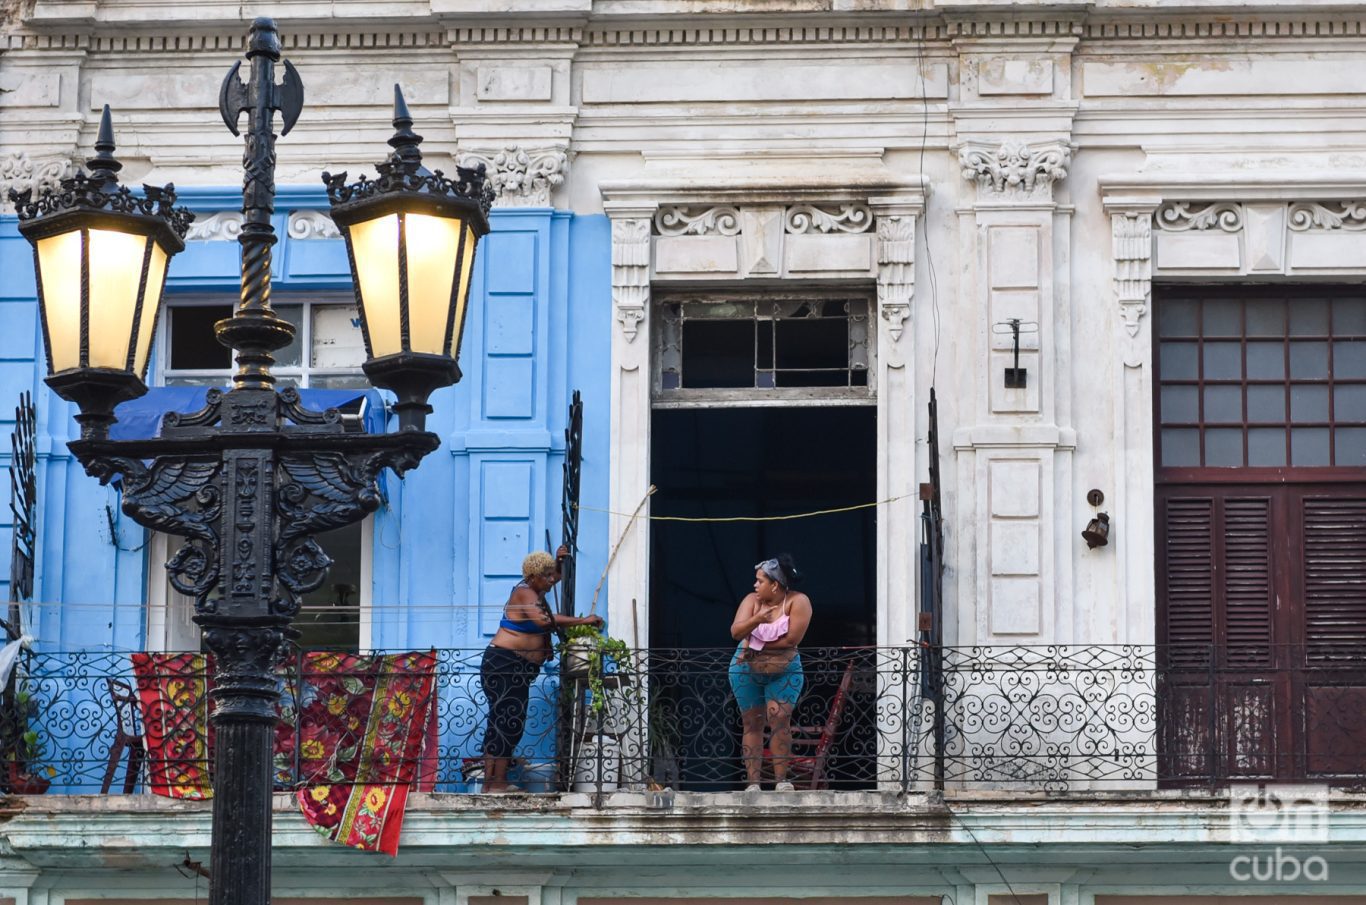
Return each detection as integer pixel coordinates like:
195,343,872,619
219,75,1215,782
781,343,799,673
480,646,542,758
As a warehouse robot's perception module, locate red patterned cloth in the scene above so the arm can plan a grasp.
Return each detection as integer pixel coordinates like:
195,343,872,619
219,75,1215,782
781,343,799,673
286,651,438,854
130,652,214,799
131,650,437,855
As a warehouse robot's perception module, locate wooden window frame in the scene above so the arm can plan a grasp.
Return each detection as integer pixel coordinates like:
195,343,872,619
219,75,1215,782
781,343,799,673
1155,284,1366,485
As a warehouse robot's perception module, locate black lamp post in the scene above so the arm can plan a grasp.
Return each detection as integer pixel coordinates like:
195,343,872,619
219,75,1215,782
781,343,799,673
8,17,491,905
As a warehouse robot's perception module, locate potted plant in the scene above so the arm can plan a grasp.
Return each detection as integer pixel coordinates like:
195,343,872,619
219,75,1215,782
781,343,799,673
5,685,53,794
556,624,631,714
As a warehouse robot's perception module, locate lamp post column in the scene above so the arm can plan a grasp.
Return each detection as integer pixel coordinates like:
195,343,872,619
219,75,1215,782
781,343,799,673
203,17,307,905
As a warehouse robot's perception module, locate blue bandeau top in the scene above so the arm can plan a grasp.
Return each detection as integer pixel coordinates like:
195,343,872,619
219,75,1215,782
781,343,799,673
499,580,553,635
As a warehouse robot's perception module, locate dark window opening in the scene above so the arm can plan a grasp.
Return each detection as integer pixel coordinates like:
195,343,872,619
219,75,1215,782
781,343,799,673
681,320,757,388
168,305,234,371
658,296,871,396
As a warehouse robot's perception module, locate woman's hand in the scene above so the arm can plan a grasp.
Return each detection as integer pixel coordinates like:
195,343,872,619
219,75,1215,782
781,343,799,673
581,614,604,628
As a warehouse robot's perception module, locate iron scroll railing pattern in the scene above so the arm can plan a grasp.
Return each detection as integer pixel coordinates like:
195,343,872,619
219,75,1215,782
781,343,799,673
7,645,1365,794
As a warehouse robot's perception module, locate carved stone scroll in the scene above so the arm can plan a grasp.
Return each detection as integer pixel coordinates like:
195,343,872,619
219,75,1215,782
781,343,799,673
653,205,741,237
1154,201,1243,232
1287,201,1366,231
187,211,246,242
286,210,340,240
785,203,873,234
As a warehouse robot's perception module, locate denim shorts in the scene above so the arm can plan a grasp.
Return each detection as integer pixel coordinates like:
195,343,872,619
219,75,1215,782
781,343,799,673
728,648,804,712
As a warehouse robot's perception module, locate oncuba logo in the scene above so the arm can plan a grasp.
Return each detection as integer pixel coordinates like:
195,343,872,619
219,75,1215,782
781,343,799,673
1229,848,1329,883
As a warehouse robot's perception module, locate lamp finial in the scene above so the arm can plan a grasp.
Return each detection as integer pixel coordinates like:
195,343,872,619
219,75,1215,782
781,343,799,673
387,85,424,168
87,104,123,183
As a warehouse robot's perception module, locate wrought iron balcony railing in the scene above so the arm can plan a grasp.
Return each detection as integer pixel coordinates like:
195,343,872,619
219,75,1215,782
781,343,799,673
4,644,1363,797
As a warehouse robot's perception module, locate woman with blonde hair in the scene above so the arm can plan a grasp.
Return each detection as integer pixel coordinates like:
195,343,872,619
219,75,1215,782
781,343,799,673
480,546,603,792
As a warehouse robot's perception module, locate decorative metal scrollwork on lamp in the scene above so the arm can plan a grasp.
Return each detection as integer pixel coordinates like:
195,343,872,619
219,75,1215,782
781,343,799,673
7,18,493,905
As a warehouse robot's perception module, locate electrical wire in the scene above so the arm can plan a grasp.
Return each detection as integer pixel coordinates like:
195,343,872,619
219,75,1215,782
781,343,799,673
943,798,1028,905
913,13,942,387
575,492,914,523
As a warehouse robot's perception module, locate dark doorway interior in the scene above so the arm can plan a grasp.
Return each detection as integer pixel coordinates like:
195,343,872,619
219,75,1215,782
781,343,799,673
649,406,877,649
646,405,877,790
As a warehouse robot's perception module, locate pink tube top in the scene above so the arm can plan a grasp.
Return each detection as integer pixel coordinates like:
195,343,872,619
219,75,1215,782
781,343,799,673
747,614,789,651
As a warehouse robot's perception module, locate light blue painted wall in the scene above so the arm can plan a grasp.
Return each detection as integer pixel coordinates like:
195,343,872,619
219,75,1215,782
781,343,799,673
0,188,612,657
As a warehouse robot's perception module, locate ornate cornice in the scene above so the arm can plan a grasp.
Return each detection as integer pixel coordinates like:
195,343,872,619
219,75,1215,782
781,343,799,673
0,152,75,213
959,141,1071,200
457,146,567,208
6,14,1362,56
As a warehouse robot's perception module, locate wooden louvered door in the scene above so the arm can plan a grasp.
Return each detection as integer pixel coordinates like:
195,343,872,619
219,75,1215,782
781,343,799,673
1292,491,1366,779
1154,286,1366,783
1158,487,1291,782
1158,485,1366,783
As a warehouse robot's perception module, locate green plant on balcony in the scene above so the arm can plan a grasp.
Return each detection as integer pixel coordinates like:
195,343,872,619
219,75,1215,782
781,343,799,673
5,683,54,794
557,624,631,715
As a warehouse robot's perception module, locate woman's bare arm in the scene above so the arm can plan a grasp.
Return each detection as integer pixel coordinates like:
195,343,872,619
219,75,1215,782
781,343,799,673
731,595,777,640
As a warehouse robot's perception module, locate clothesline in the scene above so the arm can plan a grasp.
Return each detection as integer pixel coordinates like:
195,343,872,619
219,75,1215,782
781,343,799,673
574,492,915,523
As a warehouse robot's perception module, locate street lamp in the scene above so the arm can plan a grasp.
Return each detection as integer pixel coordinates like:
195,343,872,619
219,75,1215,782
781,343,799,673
9,104,190,440
324,85,490,431
7,16,492,905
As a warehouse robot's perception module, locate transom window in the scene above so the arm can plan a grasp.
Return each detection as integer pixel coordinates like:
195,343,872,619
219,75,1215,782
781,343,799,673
149,292,370,652
160,293,367,388
1156,288,1366,469
654,294,872,405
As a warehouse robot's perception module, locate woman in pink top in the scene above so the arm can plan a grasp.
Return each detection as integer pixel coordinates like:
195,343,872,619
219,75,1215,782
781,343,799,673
728,554,812,791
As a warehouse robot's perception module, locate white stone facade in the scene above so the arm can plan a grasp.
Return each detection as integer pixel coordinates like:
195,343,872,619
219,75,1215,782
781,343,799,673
6,0,1366,647
7,3,1366,903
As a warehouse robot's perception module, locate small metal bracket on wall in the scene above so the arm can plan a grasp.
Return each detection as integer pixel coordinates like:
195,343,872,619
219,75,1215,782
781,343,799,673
992,318,1038,389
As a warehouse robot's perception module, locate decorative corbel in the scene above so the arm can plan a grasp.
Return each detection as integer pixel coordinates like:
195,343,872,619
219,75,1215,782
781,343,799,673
458,145,568,208
959,140,1071,201
611,218,651,343
875,215,915,343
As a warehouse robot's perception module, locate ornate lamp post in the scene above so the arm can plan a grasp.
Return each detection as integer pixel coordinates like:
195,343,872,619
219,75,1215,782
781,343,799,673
8,17,491,905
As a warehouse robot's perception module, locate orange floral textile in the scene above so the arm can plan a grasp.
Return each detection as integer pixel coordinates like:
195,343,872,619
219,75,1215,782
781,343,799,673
130,650,437,855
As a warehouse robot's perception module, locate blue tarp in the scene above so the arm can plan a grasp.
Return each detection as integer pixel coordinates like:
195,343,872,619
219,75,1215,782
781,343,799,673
110,387,388,440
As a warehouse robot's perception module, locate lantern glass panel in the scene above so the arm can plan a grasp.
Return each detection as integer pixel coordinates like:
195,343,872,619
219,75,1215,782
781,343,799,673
349,213,402,358
87,229,149,370
452,225,477,357
132,242,170,378
36,230,84,373
404,212,461,355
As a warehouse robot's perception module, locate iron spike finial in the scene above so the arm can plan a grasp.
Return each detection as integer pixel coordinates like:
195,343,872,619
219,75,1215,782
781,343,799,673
247,16,281,60
387,85,424,168
87,104,123,183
